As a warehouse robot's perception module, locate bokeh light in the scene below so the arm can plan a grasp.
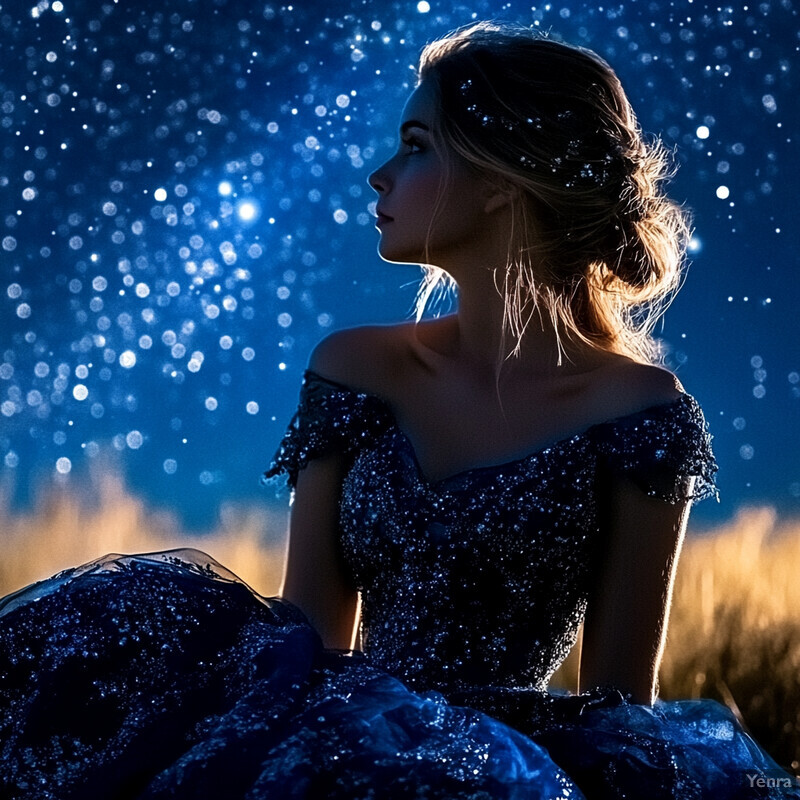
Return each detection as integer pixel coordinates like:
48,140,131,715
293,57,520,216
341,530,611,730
0,0,797,528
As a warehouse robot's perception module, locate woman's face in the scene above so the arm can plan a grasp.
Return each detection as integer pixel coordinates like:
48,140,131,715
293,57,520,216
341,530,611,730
368,80,494,268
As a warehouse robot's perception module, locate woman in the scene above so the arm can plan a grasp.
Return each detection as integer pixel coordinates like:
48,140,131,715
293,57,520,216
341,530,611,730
0,22,795,800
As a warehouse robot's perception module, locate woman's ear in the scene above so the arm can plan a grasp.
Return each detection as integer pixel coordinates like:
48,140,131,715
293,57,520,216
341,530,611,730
484,191,511,214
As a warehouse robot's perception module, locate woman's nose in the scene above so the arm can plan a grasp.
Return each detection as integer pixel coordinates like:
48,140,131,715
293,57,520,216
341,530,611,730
368,162,389,195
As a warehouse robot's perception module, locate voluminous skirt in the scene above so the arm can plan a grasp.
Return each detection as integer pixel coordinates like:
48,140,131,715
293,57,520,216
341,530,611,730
0,550,795,800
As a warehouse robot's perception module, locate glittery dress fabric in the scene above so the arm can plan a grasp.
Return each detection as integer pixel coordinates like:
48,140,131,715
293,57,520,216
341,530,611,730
0,371,795,800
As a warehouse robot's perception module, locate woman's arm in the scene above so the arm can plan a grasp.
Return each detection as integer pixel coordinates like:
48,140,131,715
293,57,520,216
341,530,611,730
281,452,360,651
579,473,693,705
280,326,400,649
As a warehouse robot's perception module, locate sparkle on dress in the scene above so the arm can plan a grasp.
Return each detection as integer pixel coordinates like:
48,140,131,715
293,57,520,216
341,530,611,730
3,371,793,798
265,370,718,706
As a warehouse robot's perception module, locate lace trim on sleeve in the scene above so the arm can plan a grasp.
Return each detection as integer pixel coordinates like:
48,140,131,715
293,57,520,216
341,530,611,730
594,394,719,504
262,370,395,490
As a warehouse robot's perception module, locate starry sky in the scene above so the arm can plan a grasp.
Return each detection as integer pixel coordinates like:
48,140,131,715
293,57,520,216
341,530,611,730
1,0,798,530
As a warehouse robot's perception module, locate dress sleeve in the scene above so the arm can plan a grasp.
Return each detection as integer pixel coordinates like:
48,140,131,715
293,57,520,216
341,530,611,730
593,394,719,504
263,370,395,490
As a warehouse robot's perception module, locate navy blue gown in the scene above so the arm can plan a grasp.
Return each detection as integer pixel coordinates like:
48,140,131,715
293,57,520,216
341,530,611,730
0,370,796,799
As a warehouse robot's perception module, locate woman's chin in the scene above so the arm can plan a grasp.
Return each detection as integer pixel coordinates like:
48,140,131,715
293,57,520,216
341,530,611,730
376,245,423,266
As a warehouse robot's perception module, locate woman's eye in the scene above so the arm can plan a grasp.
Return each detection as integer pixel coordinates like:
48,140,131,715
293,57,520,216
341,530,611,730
401,137,424,154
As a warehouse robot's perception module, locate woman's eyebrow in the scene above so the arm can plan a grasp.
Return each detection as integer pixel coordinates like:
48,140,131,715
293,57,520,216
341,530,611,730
399,120,430,135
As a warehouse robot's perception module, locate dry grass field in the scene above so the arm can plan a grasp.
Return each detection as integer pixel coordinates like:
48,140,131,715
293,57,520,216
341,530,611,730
0,471,288,600
661,506,800,772
553,505,800,773
1,471,798,773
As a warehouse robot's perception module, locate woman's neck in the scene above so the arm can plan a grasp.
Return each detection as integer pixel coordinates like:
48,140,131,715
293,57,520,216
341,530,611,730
422,209,607,378
449,268,589,377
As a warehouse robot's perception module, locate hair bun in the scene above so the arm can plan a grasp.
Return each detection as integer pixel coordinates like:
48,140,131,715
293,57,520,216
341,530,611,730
605,215,654,288
417,22,691,364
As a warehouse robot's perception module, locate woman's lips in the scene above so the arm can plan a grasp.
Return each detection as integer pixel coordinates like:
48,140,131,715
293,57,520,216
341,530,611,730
375,209,393,226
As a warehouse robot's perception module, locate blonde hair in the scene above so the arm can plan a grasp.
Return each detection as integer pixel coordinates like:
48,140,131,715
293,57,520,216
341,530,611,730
416,22,691,364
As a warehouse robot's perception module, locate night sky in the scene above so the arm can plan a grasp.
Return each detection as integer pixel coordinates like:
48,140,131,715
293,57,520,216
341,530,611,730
1,0,798,531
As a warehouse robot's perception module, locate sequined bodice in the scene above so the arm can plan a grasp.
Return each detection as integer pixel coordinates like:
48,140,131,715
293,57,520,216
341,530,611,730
266,371,717,697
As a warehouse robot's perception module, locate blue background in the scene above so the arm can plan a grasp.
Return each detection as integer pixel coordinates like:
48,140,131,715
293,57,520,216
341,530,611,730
1,0,797,530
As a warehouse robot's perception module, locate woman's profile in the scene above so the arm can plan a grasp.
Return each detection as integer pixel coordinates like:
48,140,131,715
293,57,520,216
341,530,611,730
0,21,795,800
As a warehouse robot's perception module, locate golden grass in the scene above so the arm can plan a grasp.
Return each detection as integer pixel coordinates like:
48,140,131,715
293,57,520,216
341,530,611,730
661,507,800,771
1,472,798,769
0,469,288,598
551,506,800,770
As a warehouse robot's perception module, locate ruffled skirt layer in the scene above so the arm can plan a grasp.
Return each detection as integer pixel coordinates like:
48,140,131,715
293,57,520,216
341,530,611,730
0,551,794,799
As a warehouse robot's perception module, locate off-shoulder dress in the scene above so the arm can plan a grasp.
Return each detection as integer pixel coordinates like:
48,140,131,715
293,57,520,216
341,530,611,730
0,371,795,799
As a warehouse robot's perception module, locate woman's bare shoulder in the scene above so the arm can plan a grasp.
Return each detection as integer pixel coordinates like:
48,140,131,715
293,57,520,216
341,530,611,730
591,355,686,418
308,321,420,394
